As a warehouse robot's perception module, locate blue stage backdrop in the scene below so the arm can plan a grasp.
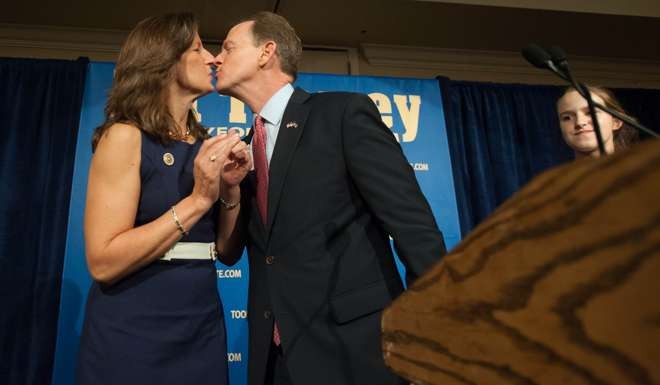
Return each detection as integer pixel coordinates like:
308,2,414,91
52,62,461,385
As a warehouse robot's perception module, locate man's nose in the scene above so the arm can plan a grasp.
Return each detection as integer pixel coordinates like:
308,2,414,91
213,52,224,65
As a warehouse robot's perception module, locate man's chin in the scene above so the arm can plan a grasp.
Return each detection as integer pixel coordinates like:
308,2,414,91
214,84,229,95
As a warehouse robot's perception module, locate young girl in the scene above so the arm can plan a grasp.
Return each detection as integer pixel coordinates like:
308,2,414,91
557,86,639,158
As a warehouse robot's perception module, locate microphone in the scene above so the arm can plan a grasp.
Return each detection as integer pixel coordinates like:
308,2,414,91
547,45,579,90
547,46,567,65
521,44,569,81
521,44,551,69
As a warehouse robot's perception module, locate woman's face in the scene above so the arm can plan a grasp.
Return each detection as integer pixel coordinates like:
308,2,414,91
557,90,623,157
174,33,214,96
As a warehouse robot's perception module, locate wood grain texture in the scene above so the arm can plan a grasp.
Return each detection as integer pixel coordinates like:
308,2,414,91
382,139,660,385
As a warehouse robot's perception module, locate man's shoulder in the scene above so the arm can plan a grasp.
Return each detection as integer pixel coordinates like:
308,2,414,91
309,90,361,99
300,89,370,106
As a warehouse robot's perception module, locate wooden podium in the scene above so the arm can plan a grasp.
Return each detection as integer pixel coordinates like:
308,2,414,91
382,140,660,385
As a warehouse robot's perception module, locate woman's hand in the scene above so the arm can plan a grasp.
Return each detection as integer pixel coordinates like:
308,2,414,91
191,133,241,211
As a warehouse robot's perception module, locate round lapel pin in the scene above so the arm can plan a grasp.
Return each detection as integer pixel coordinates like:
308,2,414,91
163,152,175,166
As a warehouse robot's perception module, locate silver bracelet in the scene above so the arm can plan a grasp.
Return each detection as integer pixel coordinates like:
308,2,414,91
170,205,189,237
219,196,239,210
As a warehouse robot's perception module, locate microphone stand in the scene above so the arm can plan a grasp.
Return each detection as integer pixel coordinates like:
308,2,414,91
582,85,607,155
552,58,607,156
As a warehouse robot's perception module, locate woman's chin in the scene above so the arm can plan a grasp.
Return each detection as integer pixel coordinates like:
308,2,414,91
192,86,214,99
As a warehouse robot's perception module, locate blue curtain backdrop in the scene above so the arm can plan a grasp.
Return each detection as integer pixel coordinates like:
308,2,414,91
440,77,660,235
0,57,88,385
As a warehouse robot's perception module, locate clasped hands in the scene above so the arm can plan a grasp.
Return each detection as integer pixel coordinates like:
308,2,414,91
192,130,252,209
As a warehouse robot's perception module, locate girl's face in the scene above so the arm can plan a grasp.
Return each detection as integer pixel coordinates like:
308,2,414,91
557,90,622,157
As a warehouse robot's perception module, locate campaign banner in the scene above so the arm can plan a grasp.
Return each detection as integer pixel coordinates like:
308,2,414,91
52,63,461,385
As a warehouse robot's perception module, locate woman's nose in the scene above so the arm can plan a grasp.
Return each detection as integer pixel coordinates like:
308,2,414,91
202,48,214,63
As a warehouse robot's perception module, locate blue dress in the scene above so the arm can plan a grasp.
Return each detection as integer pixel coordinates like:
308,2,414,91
77,132,228,385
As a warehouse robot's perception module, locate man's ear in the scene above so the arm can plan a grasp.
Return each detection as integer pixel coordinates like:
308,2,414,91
613,117,623,131
259,41,277,67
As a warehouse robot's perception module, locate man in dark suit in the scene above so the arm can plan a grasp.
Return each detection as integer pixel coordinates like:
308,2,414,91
214,11,446,385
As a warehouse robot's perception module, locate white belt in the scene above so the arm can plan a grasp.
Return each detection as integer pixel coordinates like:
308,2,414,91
160,242,217,261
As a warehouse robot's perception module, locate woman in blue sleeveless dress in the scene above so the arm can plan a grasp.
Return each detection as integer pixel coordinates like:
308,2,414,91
77,13,251,385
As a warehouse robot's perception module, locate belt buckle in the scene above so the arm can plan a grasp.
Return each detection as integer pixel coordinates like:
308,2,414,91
209,243,217,261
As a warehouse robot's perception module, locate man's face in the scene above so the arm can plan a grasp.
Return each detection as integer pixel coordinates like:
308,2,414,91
214,21,262,95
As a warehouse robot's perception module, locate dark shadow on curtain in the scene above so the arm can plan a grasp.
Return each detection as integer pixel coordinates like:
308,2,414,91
612,87,660,141
0,57,88,385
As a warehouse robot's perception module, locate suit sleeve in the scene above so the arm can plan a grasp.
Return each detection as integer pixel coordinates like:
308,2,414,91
341,93,447,283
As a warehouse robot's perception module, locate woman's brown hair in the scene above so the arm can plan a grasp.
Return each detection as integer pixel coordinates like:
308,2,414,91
558,85,639,151
91,12,208,151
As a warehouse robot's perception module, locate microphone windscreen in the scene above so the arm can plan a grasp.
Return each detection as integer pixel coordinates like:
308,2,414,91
548,46,567,62
521,44,551,69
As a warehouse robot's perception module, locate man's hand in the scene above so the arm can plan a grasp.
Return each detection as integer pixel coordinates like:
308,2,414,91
221,131,252,187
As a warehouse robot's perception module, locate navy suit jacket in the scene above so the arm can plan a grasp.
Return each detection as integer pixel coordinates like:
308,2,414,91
239,88,446,385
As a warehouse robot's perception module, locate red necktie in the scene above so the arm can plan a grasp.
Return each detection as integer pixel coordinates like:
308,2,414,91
253,115,269,225
252,114,281,346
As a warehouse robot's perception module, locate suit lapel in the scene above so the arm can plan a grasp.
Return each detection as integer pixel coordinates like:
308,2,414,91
266,88,311,240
